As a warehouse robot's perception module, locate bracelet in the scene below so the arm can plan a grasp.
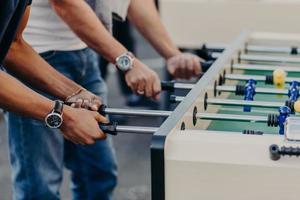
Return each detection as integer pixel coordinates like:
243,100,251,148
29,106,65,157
64,88,86,102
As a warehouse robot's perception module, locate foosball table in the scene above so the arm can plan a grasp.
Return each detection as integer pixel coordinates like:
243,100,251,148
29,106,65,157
98,31,300,200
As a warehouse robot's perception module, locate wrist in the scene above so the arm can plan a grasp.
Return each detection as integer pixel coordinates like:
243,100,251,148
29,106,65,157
115,51,135,72
44,100,64,129
65,87,86,102
164,48,181,60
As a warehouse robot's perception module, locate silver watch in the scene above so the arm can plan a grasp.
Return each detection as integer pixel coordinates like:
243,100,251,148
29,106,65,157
115,52,135,72
45,100,64,129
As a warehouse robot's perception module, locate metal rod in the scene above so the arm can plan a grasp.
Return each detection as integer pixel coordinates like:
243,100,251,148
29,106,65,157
205,44,300,55
197,112,268,123
225,73,300,83
207,98,284,108
104,107,171,117
240,54,300,64
172,95,284,108
246,45,299,54
116,126,158,134
225,74,266,81
171,96,185,103
216,85,289,95
174,82,194,90
233,64,300,73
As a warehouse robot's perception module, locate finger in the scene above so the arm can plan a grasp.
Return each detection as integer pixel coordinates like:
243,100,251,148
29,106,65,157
63,134,80,145
74,99,83,108
193,56,202,75
145,76,154,98
94,112,109,123
178,66,187,79
125,75,137,93
82,99,90,109
179,57,189,79
172,58,183,79
185,57,194,79
136,78,146,96
130,79,139,94
167,60,176,75
71,103,76,108
84,138,95,145
152,75,161,100
89,97,102,111
94,129,107,140
79,132,95,145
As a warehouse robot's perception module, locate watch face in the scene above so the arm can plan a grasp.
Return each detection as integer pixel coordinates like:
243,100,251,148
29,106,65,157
117,55,132,71
45,113,63,128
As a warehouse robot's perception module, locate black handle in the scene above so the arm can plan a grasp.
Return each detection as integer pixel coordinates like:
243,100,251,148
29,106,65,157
99,122,118,135
195,44,224,60
161,81,175,92
63,103,117,135
98,104,107,115
269,144,300,161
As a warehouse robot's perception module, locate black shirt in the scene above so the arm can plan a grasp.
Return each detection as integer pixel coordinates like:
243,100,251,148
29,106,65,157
0,0,31,64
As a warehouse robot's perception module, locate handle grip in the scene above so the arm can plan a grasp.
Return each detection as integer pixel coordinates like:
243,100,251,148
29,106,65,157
99,122,118,135
269,144,300,161
63,103,118,135
161,81,175,92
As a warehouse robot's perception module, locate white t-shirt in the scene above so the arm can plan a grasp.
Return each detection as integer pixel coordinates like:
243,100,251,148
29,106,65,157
24,0,130,53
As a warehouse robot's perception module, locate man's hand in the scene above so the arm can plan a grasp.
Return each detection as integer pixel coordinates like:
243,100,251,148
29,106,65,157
125,59,161,100
65,89,102,111
167,53,204,80
61,106,108,145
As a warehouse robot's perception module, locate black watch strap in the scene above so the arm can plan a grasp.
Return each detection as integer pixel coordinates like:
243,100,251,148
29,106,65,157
53,100,64,114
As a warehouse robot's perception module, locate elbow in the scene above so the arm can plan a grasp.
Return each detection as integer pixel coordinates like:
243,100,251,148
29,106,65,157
4,37,26,65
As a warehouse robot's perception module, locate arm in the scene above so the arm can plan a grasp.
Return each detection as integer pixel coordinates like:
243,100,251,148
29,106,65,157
3,7,82,101
0,71,107,144
0,71,54,120
128,0,180,59
49,0,161,99
128,0,203,79
50,0,126,64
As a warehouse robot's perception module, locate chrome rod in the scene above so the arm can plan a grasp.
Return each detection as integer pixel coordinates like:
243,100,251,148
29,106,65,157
217,85,288,95
207,98,284,108
240,54,300,64
104,108,171,117
225,74,266,81
116,126,158,134
174,82,194,90
233,64,300,72
197,112,268,123
205,44,300,55
171,96,185,103
246,45,299,54
225,74,300,83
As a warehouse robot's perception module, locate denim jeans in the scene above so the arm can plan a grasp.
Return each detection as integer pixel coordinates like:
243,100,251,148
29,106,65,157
7,48,117,200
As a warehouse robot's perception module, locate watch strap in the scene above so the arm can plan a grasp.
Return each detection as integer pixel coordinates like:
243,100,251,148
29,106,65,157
53,100,64,114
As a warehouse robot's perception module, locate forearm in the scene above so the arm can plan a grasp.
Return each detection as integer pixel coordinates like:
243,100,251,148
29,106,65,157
50,0,127,63
3,39,82,100
128,0,180,59
0,71,54,120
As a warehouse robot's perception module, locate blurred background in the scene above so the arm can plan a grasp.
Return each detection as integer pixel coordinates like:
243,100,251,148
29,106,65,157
2,0,300,199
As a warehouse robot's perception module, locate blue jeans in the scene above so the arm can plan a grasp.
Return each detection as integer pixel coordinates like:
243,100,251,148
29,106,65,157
8,48,117,200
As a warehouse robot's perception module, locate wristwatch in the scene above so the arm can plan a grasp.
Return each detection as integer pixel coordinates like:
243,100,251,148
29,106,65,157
45,100,64,129
115,52,135,72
